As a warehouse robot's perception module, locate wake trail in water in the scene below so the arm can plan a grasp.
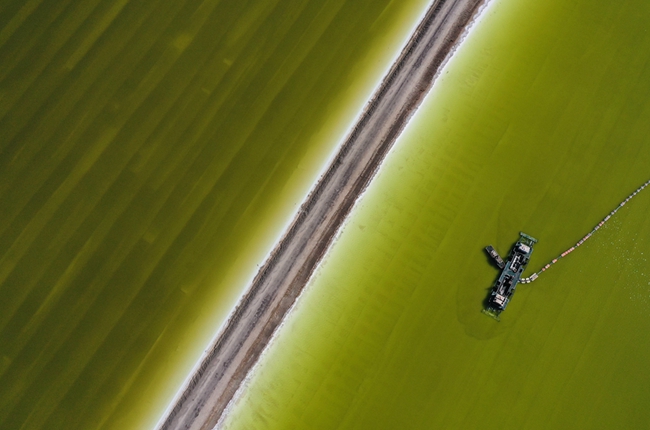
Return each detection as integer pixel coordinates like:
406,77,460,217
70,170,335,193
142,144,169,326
520,178,650,284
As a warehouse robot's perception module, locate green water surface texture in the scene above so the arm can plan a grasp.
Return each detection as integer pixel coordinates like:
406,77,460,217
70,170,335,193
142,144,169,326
0,0,431,428
222,0,650,428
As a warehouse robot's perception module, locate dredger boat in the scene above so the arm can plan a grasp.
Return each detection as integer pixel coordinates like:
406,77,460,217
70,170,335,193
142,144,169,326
483,232,537,321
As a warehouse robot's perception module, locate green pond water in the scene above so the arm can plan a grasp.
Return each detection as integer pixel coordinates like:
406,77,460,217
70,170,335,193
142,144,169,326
221,0,650,428
0,0,430,428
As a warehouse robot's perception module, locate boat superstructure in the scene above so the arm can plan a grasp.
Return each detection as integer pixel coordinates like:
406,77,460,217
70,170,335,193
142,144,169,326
483,232,537,321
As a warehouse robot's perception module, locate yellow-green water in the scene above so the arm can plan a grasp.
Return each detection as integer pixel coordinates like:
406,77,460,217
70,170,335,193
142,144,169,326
221,0,650,428
0,0,430,428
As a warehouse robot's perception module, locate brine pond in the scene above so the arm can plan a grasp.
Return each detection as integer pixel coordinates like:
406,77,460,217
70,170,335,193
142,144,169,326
221,0,650,428
0,0,431,428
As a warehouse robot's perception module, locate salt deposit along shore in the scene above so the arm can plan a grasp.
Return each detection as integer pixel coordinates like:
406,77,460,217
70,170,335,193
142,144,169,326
159,0,486,428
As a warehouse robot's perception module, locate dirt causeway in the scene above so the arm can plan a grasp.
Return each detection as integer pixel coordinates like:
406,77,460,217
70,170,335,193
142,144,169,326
160,0,485,428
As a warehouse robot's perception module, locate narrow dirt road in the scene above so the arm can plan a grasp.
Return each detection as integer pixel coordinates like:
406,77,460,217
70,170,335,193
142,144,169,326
160,0,485,428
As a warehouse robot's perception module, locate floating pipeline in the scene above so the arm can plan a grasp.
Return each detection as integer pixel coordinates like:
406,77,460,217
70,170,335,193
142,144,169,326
519,178,650,284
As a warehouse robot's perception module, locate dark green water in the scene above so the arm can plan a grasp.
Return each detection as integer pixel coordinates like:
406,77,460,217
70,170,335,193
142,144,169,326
221,0,650,428
0,0,429,428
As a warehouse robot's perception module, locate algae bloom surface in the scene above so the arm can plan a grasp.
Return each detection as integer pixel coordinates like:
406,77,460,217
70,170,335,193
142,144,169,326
221,0,650,428
0,0,429,428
